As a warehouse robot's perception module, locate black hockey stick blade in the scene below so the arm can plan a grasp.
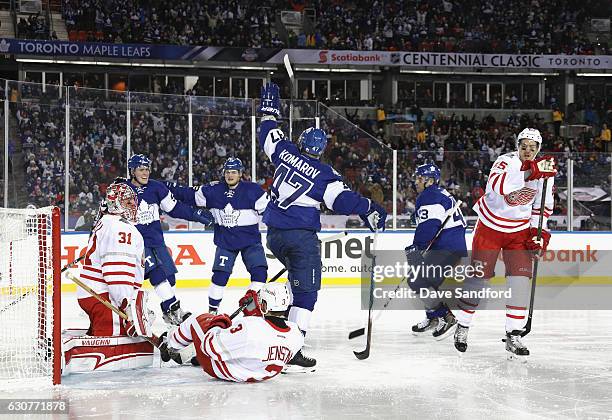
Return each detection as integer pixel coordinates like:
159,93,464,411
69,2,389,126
348,327,365,340
353,343,370,360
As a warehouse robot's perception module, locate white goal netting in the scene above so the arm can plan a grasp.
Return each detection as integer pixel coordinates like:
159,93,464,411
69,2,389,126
0,206,60,384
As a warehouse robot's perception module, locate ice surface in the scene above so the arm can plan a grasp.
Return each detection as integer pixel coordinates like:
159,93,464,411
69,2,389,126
2,288,612,420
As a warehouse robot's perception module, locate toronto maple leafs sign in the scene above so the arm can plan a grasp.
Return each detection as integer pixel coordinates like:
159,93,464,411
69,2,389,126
0,38,205,60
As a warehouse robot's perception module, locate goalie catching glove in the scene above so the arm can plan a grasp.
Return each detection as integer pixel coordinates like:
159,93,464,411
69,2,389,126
524,227,551,258
121,290,156,338
520,156,557,181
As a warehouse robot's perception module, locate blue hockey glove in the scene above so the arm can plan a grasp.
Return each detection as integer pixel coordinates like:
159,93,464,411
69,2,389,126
360,201,387,232
165,181,178,190
258,82,281,119
193,208,214,227
405,244,424,266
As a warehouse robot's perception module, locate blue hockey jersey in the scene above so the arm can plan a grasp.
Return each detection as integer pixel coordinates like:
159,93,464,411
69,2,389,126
127,179,201,247
413,185,467,252
258,119,371,231
169,181,268,251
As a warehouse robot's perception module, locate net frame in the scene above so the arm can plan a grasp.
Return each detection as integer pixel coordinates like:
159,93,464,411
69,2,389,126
0,206,61,385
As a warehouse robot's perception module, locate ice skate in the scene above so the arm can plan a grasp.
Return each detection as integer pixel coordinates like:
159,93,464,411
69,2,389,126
432,311,457,341
162,300,192,326
454,324,469,353
411,317,438,335
282,349,316,373
505,331,529,361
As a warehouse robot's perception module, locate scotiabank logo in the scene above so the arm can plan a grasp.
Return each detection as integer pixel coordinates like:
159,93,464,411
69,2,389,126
318,50,328,63
318,50,382,64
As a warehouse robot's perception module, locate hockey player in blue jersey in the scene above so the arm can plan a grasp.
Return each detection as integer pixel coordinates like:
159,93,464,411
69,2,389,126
166,157,269,314
258,82,387,370
126,154,215,326
405,163,467,339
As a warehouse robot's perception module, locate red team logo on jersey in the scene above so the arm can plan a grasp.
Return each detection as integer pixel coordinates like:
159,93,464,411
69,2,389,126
504,187,537,206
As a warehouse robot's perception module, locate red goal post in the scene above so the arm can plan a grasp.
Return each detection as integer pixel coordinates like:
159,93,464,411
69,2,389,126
0,206,61,385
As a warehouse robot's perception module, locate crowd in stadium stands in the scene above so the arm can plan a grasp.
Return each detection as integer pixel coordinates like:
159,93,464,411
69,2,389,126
62,0,280,47
57,0,609,55
16,13,53,40
8,78,611,228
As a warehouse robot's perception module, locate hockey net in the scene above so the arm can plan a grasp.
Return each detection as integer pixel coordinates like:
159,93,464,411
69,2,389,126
0,206,61,384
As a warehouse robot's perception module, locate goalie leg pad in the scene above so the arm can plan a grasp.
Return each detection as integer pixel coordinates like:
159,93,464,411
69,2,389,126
78,293,123,336
61,330,153,375
126,290,155,337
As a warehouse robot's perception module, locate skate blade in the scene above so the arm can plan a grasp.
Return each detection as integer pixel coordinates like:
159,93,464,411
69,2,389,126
433,326,457,341
281,365,316,374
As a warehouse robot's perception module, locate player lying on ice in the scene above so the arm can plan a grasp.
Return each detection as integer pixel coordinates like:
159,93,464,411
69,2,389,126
452,127,556,358
159,282,306,381
64,183,158,374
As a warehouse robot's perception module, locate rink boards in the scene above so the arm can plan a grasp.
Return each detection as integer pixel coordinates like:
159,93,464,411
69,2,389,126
58,230,612,291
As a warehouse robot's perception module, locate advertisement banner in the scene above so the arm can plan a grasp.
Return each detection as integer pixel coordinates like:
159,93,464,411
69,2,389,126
2,38,610,70
59,231,612,291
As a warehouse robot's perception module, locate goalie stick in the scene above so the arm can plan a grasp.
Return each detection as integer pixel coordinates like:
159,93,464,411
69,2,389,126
283,53,295,141
349,200,463,343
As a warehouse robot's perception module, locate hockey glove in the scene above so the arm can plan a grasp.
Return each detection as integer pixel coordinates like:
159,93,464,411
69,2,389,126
360,200,387,232
195,313,232,333
520,156,557,181
405,244,424,266
193,208,214,227
121,290,155,338
239,289,264,317
524,227,551,258
258,82,281,119
164,181,178,190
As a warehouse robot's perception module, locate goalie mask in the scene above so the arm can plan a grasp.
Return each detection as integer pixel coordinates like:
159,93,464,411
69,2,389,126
105,183,138,222
259,283,291,314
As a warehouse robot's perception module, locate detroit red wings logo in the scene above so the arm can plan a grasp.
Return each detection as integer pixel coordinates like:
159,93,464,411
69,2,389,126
504,187,537,206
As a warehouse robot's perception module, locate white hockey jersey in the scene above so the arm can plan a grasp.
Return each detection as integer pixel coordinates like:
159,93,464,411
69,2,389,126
193,316,304,382
474,152,554,233
77,214,145,308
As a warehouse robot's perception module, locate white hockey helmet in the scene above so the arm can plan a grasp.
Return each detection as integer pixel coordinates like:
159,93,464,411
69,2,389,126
105,183,138,222
516,127,542,151
259,282,291,314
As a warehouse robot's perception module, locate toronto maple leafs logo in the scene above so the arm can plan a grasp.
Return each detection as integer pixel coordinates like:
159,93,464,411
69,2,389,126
136,200,158,225
0,39,10,53
224,189,235,198
504,187,537,206
219,203,240,227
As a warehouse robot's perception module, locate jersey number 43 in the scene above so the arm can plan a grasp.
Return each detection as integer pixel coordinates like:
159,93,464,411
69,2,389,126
270,163,314,209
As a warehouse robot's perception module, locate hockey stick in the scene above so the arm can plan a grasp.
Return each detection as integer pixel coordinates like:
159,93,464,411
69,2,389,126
283,53,295,141
353,226,379,360
521,178,549,338
267,231,348,283
348,200,463,340
65,271,161,347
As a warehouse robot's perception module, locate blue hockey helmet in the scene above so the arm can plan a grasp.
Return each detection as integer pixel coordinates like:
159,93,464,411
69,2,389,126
414,163,441,184
128,154,151,174
223,157,244,173
298,127,328,158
